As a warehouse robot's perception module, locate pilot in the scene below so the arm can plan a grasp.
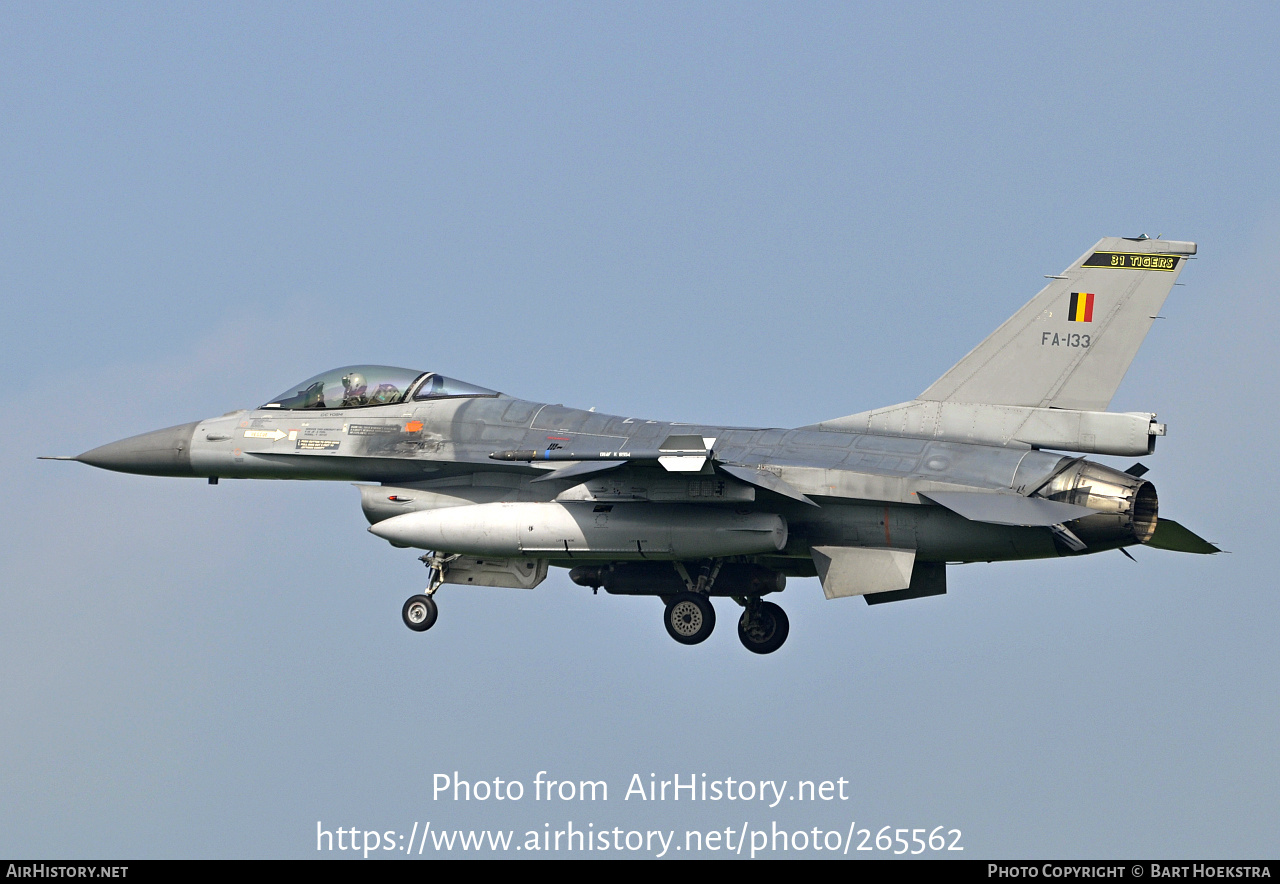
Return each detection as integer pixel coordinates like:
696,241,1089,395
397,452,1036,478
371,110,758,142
369,383,400,404
341,371,369,407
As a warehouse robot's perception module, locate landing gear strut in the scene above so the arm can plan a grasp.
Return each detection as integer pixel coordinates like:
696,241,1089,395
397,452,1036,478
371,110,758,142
400,551,456,633
737,598,789,654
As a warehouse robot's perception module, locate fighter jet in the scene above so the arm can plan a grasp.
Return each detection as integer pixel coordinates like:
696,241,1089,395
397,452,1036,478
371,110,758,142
47,236,1218,654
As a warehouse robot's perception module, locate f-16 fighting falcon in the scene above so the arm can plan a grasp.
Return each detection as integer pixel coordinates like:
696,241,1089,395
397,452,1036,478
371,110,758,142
47,236,1218,654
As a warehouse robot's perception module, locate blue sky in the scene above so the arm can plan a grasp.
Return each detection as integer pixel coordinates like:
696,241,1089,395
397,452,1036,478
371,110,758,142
2,3,1277,858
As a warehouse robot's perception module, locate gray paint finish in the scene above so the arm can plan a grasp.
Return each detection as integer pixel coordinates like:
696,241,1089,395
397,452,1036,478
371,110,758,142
50,236,1217,653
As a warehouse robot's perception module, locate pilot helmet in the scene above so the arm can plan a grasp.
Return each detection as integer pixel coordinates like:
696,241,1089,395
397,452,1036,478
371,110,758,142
341,371,367,394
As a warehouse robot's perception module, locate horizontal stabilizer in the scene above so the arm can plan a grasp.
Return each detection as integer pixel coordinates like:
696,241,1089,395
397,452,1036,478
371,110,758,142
921,491,1096,527
1143,518,1220,554
717,463,819,506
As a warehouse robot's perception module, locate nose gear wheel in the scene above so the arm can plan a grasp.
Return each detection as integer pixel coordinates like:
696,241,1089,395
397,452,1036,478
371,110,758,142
402,594,438,632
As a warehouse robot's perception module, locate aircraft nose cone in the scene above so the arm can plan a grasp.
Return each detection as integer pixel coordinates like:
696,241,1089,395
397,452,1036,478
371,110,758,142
76,421,200,476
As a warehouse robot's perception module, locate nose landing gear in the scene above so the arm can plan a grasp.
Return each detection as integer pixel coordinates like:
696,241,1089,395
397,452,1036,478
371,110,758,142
400,551,455,633
402,594,438,632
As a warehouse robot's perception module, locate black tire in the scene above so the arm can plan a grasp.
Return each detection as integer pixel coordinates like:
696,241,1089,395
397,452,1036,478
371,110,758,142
402,594,438,632
664,592,715,645
738,601,789,654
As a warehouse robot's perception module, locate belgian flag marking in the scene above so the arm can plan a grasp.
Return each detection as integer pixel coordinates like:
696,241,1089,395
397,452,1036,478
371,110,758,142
1068,292,1095,323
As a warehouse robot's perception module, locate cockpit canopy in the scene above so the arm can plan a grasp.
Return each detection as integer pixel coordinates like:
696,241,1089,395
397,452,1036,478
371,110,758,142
262,365,500,410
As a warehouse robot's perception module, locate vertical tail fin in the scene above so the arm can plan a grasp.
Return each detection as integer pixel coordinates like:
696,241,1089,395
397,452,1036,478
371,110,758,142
919,237,1196,411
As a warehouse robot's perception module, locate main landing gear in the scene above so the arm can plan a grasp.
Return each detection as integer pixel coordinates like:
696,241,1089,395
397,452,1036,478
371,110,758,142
658,560,789,654
661,593,789,653
737,598,789,655
664,592,716,644
400,551,456,633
